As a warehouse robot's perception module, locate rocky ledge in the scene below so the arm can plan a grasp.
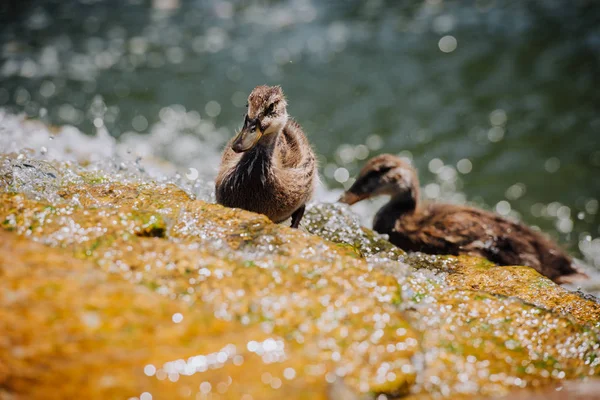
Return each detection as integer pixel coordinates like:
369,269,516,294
0,157,599,399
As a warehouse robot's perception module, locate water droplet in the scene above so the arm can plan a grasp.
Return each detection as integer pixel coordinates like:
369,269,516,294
545,157,560,173
334,167,349,183
172,313,183,323
438,35,457,53
456,158,472,174
495,200,511,216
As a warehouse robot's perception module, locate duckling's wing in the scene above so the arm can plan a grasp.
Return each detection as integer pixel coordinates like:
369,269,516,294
215,138,241,189
401,204,537,264
397,204,580,282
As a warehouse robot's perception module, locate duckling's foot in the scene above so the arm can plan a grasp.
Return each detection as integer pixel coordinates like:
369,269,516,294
290,204,306,229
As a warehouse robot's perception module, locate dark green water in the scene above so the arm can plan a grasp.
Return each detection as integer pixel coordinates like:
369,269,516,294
1,0,599,267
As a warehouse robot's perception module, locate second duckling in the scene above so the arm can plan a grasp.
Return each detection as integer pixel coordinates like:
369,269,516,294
215,85,317,228
340,154,587,284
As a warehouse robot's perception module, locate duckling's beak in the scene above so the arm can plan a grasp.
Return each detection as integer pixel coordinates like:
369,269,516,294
339,191,367,205
232,117,262,153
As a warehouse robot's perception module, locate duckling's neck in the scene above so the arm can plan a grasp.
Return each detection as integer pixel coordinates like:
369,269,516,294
235,129,282,183
386,190,419,214
373,187,419,232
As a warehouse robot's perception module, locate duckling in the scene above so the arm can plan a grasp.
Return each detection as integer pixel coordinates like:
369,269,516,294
215,85,317,228
340,154,587,284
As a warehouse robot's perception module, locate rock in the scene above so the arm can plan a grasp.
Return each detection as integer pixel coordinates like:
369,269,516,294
0,157,599,399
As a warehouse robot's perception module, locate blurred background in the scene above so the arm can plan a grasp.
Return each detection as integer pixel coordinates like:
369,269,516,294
0,0,599,267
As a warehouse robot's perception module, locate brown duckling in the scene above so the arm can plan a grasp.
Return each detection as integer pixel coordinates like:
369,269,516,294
215,85,317,228
340,154,587,283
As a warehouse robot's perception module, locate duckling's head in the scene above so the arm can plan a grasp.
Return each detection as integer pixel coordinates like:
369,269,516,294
339,154,419,205
231,85,288,153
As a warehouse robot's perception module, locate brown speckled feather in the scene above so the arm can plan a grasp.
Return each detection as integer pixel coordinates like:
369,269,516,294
380,203,575,282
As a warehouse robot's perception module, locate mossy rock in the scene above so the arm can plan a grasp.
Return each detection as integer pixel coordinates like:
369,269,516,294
0,158,599,399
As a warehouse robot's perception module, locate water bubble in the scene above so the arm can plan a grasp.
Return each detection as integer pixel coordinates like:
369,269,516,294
283,367,296,380
585,199,598,214
205,101,222,118
132,115,149,132
324,163,337,179
556,205,570,219
58,104,83,124
129,37,148,55
530,203,544,218
547,202,561,217
334,167,349,183
217,381,229,394
428,158,443,173
437,166,456,181
144,364,157,376
39,81,56,98
15,87,30,105
166,46,185,64
424,183,441,199
544,157,560,173
336,144,355,164
231,91,247,107
261,372,272,384
505,183,526,200
556,218,573,234
199,382,211,394
171,313,183,323
328,22,349,49
247,341,258,352
270,377,282,389
214,1,233,19
185,168,199,180
432,15,455,34
81,311,101,328
438,35,458,53
355,144,370,160
495,200,511,216
398,150,413,163
456,158,472,174
140,393,152,400
487,126,504,142
366,134,383,150
489,109,507,126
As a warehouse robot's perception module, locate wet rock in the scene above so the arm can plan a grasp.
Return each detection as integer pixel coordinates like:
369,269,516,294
0,159,599,399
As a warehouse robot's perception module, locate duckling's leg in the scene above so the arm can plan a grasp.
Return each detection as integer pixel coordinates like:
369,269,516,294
290,204,306,229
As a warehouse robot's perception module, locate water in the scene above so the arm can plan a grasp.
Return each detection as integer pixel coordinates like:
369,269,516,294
1,0,599,271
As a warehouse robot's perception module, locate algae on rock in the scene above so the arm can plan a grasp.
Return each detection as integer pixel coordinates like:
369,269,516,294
0,157,599,399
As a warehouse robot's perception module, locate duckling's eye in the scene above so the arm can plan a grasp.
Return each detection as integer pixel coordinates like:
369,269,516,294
266,103,276,115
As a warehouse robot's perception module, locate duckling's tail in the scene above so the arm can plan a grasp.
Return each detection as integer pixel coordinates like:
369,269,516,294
555,270,589,285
